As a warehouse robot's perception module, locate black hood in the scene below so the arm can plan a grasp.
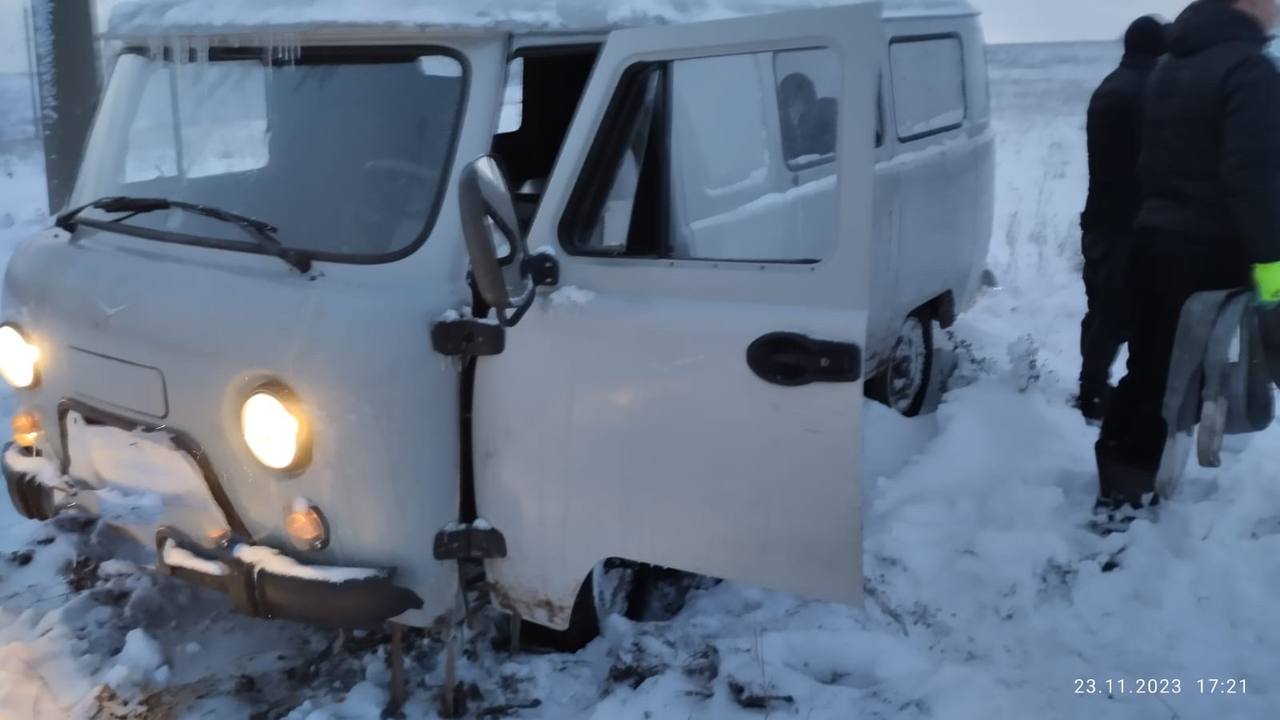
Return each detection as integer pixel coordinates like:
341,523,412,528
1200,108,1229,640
1168,0,1269,57
1124,16,1168,59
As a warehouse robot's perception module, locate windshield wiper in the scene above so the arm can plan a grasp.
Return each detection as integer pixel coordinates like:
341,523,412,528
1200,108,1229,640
57,196,313,274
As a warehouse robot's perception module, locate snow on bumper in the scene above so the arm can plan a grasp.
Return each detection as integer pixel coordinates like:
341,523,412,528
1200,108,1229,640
157,529,423,629
2,444,422,629
2,444,61,520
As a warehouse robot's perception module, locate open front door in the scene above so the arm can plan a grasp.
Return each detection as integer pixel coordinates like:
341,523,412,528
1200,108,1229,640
473,3,881,628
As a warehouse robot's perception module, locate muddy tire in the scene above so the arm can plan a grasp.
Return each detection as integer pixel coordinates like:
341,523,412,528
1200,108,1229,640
868,308,935,417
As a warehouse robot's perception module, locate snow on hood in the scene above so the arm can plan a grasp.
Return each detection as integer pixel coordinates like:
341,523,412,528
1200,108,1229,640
106,0,977,38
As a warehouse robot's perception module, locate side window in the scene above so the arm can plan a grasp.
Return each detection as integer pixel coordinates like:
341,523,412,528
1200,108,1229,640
674,54,773,196
888,36,966,142
580,70,661,254
774,48,840,168
498,58,524,135
563,49,841,264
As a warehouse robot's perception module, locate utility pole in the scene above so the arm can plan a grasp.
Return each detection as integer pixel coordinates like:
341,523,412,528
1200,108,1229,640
23,5,43,144
32,0,101,213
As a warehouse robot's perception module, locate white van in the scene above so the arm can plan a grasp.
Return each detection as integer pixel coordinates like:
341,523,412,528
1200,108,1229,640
1,0,991,640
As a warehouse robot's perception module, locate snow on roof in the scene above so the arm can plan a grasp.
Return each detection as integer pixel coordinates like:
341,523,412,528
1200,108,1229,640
106,0,977,40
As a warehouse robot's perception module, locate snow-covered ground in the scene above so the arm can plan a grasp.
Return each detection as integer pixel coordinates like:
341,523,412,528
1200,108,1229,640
3,41,1280,719
0,74,39,144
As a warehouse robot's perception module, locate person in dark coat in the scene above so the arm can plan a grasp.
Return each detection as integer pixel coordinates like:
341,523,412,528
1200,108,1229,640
1077,16,1169,422
1096,0,1280,512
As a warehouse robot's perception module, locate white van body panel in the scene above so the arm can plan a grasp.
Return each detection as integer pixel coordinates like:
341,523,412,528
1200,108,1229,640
865,13,992,369
1,1,990,631
2,36,512,626
473,3,881,629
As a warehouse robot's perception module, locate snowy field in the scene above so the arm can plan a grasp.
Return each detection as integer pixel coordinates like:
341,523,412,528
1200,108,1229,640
0,74,39,144
3,41,1280,719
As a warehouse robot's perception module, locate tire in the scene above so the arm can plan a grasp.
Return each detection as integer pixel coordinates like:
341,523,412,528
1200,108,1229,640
518,561,701,652
868,309,935,417
518,559,638,653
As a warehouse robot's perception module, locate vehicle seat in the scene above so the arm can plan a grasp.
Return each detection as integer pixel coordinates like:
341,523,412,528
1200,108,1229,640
808,97,837,158
514,177,546,234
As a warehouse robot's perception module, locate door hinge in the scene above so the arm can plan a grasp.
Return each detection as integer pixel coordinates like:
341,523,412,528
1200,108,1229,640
431,319,505,357
433,521,508,560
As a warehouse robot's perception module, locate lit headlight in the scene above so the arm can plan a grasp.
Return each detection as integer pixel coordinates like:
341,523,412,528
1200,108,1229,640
241,388,310,471
0,325,39,389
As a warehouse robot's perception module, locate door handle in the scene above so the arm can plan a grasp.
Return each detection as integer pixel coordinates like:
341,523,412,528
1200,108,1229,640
747,332,862,387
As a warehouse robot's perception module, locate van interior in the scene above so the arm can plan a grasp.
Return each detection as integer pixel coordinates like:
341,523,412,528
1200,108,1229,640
490,46,600,233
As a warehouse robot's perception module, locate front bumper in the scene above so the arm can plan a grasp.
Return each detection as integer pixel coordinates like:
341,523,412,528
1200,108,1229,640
3,443,423,629
156,528,422,629
3,445,55,521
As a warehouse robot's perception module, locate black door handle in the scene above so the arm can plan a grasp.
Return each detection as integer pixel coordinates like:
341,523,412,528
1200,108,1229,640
746,332,862,387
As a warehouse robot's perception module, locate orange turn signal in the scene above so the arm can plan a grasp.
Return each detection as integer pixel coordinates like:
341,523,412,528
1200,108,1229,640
284,503,329,551
12,411,39,449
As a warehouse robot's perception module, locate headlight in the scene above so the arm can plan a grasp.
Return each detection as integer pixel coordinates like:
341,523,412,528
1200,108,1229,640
240,387,310,471
0,325,39,389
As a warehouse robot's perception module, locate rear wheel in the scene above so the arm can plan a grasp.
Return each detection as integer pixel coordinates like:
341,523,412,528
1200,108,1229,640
869,309,934,417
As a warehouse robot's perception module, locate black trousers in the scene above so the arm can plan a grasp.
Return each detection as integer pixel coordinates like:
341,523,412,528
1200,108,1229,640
1080,230,1134,394
1096,229,1249,495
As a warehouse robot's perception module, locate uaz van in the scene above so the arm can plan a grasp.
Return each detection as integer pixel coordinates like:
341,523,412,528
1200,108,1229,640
1,0,992,639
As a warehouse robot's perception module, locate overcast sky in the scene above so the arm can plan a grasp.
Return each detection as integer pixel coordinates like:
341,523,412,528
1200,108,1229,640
973,0,1189,43
0,0,1196,73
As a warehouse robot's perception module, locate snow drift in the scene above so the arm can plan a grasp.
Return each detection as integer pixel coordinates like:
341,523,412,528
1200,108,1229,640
0,39,1278,720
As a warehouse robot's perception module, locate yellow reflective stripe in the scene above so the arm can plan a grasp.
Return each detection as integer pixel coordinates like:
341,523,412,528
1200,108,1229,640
1254,262,1280,303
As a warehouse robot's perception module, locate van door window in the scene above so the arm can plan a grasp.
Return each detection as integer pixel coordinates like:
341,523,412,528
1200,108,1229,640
774,48,840,168
584,70,662,254
889,35,967,141
561,49,842,264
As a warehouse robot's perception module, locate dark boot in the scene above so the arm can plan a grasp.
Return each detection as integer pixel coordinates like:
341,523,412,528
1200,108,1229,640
1094,444,1159,518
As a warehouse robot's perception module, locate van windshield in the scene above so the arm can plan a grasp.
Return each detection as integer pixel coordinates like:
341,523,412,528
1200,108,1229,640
71,48,466,263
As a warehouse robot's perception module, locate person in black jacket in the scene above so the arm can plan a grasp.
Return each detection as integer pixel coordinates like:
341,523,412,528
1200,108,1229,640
1078,17,1168,422
1096,0,1280,512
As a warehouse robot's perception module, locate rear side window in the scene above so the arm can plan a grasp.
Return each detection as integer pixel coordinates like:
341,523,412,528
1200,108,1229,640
889,36,966,142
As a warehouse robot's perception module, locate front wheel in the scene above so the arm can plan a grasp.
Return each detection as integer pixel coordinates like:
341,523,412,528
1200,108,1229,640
516,560,636,652
868,309,934,417
518,561,700,652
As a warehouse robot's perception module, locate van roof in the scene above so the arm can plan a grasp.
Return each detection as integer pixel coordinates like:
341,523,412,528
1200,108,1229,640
105,0,978,42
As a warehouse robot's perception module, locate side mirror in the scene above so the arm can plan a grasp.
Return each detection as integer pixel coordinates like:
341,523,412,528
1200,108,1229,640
459,156,534,326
